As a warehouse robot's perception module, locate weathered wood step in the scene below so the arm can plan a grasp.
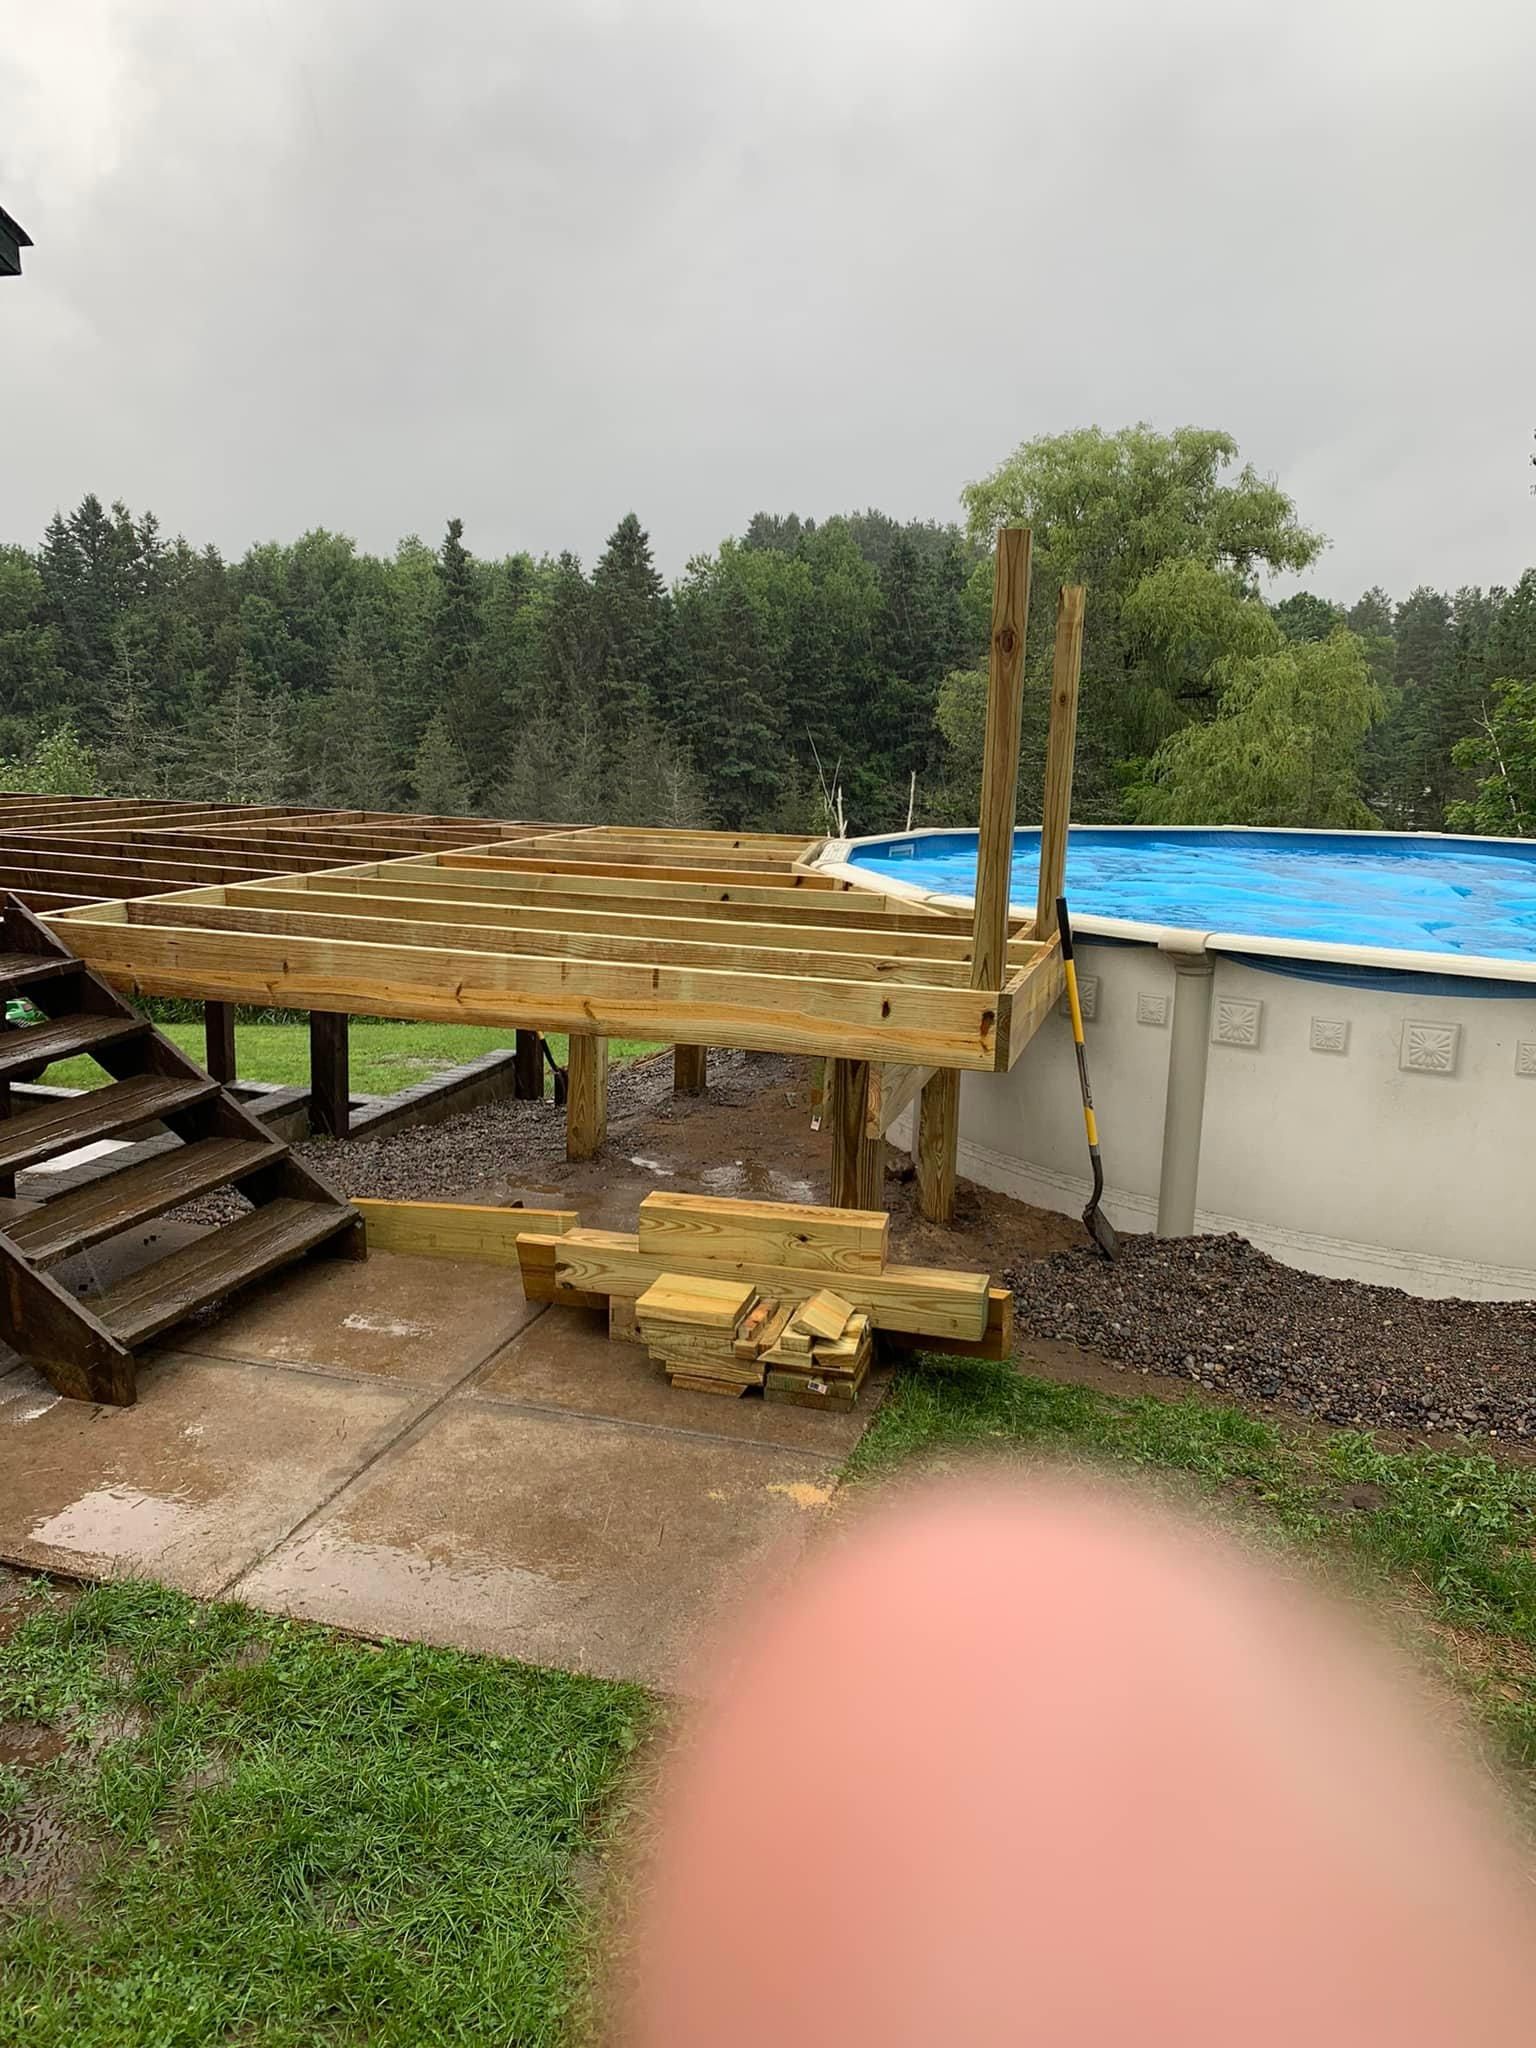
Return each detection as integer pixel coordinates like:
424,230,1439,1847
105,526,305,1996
0,1075,220,1174
10,1137,285,1267
94,1197,361,1347
0,951,80,992
0,1012,148,1080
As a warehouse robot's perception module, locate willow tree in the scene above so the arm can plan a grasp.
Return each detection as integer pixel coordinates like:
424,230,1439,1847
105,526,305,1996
959,425,1324,815
1128,630,1383,828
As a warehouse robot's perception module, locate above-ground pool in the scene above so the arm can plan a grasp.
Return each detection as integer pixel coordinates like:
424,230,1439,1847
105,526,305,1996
838,826,1536,972
815,826,1536,1301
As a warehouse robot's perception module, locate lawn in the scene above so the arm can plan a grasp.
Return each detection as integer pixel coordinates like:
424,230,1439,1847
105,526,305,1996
0,1584,646,2048
6,1363,1536,2041
41,1023,663,1097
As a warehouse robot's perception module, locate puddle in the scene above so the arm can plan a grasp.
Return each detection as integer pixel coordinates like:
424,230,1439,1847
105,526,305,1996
29,1486,200,1563
0,1797,78,1907
0,1721,69,1770
0,1385,61,1426
700,1161,819,1204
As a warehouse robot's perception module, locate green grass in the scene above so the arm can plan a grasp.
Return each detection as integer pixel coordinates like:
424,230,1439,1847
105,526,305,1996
41,1024,663,1098
0,1582,647,2047
9,1367,1536,2038
853,1360,1536,1770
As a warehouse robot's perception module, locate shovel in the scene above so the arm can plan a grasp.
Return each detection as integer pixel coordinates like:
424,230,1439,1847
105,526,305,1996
1057,896,1118,1260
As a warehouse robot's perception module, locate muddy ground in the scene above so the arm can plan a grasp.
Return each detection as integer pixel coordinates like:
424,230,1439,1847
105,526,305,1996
260,1048,1536,1447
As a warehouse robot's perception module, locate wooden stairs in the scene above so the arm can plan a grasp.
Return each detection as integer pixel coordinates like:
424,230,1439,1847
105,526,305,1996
0,898,365,1406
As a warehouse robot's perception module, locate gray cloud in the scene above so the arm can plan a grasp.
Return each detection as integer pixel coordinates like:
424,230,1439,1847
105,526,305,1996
4,0,1533,596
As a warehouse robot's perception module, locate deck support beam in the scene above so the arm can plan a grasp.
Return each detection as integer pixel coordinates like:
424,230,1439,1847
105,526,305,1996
827,1057,883,1210
204,999,237,1085
308,1010,351,1139
513,1029,543,1099
566,1033,608,1160
916,1067,960,1225
673,1044,708,1096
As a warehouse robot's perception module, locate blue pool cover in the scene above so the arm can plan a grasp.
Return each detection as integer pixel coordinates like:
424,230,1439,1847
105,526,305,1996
845,829,1536,964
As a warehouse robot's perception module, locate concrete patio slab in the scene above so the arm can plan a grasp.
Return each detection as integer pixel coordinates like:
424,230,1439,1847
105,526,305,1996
233,1395,840,1689
166,1250,541,1385
478,1305,887,1456
0,1352,414,1598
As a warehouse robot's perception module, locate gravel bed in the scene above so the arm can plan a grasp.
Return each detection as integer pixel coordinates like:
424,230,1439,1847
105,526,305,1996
1008,1233,1536,1439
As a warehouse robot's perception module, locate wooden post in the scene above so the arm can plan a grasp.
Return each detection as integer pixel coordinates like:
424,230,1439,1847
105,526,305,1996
566,1033,608,1160
673,1044,708,1097
513,1029,543,1099
308,1011,350,1139
827,1057,883,1210
204,999,237,1085
971,527,1033,992
916,1068,960,1226
0,1014,11,1201
1032,584,1086,942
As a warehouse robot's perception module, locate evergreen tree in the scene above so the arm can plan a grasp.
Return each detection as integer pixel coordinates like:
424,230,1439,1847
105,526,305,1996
410,707,474,816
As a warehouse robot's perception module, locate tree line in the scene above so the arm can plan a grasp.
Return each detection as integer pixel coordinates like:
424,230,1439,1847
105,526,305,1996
3,424,1534,837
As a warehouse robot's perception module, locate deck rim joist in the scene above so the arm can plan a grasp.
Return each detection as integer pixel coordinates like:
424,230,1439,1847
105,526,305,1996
46,827,1063,1072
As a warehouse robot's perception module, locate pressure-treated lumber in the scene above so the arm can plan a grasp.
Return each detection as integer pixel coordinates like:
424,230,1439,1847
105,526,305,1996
793,1289,854,1340
916,1066,960,1226
673,1044,708,1095
636,1190,887,1274
972,527,1033,993
56,915,1010,1070
880,1284,1014,1361
528,1226,990,1341
204,999,237,1084
865,1062,934,1140
566,1033,608,1160
308,1010,350,1138
636,1273,757,1330
513,1030,543,1099
826,1057,884,1210
354,1199,578,1263
1033,584,1086,942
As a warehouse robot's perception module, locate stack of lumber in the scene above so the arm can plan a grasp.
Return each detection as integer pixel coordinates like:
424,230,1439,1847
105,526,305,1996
515,1190,1013,1405
759,1287,874,1408
634,1273,767,1396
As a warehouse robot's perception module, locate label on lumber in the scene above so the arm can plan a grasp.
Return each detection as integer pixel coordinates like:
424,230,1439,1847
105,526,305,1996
637,1191,887,1276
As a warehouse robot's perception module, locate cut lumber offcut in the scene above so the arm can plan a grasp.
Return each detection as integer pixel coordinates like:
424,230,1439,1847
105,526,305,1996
778,1326,814,1354
609,1295,641,1342
737,1301,793,1359
811,1313,872,1374
879,1285,1014,1362
731,1299,773,1356
540,1228,990,1342
764,1362,869,1408
635,1272,757,1331
358,1199,577,1264
669,1372,750,1398
793,1288,854,1341
636,1190,887,1276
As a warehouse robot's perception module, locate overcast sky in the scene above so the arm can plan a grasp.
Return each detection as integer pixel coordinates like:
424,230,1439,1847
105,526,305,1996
4,0,1533,599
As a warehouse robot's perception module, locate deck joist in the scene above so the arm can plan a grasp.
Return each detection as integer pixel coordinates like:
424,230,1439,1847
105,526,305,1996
46,824,1063,1072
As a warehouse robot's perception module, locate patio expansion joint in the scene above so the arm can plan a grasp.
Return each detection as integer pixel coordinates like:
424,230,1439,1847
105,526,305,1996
207,1303,552,1602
